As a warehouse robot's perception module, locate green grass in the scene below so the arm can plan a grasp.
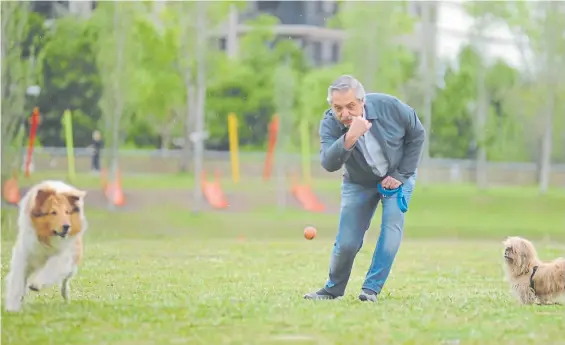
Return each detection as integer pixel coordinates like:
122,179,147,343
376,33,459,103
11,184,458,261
1,183,565,344
18,171,565,195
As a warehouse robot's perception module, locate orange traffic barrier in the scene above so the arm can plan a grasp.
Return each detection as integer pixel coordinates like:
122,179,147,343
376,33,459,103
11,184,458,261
2,177,21,205
104,169,125,207
201,170,229,209
291,183,325,213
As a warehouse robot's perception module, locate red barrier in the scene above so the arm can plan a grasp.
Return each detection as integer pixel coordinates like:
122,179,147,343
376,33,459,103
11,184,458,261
25,107,40,178
2,177,20,205
201,170,229,209
263,114,279,181
291,183,325,213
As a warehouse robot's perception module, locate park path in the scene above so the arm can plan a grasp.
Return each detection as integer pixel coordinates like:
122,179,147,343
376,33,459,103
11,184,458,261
15,186,341,214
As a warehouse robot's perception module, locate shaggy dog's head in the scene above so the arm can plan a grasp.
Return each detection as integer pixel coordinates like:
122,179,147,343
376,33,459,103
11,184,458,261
28,186,86,244
502,236,539,276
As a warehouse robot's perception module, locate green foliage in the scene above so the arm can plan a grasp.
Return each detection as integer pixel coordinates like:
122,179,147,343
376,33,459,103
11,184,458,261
37,16,101,147
206,14,309,150
8,0,562,168
295,63,352,150
337,0,416,96
463,1,565,164
1,1,43,178
431,46,530,161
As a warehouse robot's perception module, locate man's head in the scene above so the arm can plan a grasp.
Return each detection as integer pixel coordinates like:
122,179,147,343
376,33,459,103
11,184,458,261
327,75,366,127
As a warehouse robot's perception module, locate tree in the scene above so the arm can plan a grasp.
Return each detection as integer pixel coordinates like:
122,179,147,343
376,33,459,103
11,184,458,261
90,1,136,208
36,15,101,147
123,2,185,150
1,2,42,180
467,1,565,192
206,14,307,151
336,1,416,96
418,1,438,185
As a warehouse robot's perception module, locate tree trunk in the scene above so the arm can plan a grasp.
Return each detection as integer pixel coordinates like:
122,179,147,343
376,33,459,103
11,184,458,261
473,19,488,190
192,1,207,213
475,62,488,189
179,84,194,172
419,1,436,185
538,1,558,194
108,2,125,211
1,1,31,184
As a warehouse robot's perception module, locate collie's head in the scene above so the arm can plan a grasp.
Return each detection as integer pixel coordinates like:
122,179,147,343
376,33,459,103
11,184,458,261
24,180,87,244
502,236,539,277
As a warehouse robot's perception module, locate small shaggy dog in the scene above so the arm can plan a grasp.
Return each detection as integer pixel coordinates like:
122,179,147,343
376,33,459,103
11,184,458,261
4,180,88,312
502,236,565,305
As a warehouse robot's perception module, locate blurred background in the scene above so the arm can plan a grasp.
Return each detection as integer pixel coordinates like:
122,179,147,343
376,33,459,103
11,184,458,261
1,0,564,213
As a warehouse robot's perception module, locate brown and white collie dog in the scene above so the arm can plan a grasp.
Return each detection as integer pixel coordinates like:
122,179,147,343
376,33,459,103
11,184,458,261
4,180,88,312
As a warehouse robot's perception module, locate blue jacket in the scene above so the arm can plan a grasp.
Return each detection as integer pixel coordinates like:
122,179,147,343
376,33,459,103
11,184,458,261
319,93,426,186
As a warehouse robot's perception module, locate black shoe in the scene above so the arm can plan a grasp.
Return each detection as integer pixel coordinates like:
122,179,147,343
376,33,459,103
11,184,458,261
303,288,338,300
358,288,378,302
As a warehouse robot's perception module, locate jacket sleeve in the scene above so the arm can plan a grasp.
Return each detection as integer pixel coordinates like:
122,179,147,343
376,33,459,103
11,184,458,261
319,112,355,172
389,104,426,184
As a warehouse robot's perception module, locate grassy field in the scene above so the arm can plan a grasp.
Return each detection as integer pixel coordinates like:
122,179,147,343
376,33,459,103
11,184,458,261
1,173,565,344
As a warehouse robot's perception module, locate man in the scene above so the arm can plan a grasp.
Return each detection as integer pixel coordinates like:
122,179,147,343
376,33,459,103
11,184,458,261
90,130,103,172
304,75,425,302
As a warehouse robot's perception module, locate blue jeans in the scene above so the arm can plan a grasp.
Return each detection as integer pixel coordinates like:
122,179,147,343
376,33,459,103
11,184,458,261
324,174,417,296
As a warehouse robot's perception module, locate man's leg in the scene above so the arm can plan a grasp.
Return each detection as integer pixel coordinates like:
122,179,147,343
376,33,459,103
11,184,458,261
360,174,417,301
304,181,379,299
92,154,100,171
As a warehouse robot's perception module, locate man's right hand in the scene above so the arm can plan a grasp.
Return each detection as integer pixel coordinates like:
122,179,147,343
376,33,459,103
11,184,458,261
344,116,372,149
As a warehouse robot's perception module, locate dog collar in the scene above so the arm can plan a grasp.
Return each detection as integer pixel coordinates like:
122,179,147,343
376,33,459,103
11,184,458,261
529,265,539,292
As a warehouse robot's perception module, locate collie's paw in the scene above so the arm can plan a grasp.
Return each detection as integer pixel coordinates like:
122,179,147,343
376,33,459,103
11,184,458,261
4,298,23,312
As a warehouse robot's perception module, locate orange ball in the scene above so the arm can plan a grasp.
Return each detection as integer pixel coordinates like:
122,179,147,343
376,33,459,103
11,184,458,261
304,226,317,240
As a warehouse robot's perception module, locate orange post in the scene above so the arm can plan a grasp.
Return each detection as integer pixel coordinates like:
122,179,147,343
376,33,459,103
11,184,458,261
263,114,279,181
25,107,40,178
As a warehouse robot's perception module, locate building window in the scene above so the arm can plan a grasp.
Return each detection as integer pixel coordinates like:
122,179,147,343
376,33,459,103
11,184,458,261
331,42,340,63
218,37,227,51
256,1,280,13
312,41,322,66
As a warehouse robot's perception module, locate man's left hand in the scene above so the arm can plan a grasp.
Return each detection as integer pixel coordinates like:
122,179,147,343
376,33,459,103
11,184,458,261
381,176,402,190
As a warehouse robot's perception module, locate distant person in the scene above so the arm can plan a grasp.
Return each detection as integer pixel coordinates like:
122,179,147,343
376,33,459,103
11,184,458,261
90,130,103,172
303,75,426,302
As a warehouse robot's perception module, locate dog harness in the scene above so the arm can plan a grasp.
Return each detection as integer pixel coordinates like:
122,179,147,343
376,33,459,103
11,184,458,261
377,184,408,213
529,266,539,292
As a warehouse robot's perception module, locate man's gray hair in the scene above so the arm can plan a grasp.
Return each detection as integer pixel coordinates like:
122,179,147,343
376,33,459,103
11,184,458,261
327,75,366,104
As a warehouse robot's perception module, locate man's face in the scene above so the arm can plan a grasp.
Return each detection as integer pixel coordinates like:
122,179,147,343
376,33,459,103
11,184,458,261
330,89,364,127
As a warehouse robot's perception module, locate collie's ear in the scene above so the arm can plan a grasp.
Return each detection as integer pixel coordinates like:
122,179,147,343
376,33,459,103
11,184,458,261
35,189,56,207
64,189,86,206
30,188,56,216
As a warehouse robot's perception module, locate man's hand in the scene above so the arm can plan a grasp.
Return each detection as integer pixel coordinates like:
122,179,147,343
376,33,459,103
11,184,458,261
381,176,402,190
344,116,372,149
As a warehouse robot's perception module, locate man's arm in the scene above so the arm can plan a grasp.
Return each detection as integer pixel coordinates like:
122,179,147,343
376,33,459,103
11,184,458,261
388,104,426,184
319,112,356,172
